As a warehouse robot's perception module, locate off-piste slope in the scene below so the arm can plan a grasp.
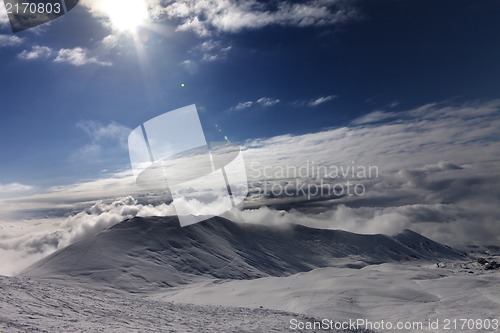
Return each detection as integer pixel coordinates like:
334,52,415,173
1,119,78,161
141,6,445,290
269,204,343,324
21,216,463,292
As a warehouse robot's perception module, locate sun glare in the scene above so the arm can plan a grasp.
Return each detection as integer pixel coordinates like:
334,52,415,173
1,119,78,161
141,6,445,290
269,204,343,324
102,0,149,33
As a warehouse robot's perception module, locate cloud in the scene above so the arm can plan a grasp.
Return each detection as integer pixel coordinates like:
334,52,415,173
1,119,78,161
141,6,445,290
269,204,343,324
231,97,280,111
239,99,500,246
71,120,131,161
76,120,131,147
0,183,35,197
202,53,224,62
198,39,232,62
180,40,232,73
17,44,112,66
199,39,223,51
180,59,199,75
17,45,53,60
308,95,337,106
0,196,176,276
257,97,280,107
232,101,253,111
351,110,397,125
0,35,24,47
292,95,337,107
233,95,336,111
101,34,119,49
54,47,111,66
154,0,358,36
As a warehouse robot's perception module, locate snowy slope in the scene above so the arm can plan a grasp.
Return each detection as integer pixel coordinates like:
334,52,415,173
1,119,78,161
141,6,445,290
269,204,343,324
20,216,463,292
2,275,374,333
152,263,500,333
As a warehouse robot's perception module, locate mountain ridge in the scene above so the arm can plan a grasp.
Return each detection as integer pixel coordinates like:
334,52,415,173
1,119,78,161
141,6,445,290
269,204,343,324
20,216,464,292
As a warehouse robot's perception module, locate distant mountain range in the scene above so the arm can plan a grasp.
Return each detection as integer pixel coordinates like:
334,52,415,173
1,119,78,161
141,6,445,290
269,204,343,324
21,216,464,292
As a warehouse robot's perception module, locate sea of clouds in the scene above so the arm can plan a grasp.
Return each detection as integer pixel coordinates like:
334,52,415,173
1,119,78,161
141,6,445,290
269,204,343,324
1,99,499,276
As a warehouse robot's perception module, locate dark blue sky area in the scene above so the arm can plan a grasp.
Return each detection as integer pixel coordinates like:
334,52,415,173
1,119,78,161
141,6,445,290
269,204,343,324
0,0,499,186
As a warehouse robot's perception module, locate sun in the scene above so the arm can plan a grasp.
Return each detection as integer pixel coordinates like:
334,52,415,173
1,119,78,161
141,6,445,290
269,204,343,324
101,0,149,33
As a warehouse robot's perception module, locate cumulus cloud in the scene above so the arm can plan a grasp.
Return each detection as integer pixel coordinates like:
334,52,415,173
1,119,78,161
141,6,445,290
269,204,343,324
0,35,24,47
0,196,176,276
17,45,53,60
54,47,111,66
152,0,358,36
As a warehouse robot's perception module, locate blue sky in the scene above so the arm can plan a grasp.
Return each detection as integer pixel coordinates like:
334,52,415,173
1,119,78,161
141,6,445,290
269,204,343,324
1,0,500,188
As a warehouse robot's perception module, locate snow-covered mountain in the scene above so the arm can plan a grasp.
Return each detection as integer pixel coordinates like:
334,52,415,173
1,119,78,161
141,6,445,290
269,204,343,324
21,216,463,292
6,216,499,333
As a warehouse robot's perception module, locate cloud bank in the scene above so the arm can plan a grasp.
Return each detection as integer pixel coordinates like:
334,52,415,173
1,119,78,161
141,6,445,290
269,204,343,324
1,99,499,276
0,196,176,276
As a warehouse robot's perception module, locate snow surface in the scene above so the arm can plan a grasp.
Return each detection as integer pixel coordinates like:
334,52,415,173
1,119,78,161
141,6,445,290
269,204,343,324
152,262,500,332
1,275,354,333
2,216,498,332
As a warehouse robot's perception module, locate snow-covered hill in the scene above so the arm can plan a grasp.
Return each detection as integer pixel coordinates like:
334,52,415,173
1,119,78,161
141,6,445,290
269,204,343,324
6,217,498,333
2,274,368,333
20,216,463,292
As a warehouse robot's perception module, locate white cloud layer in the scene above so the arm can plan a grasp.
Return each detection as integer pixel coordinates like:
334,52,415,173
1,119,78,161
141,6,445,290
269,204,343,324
238,99,500,246
0,196,176,276
1,99,499,276
0,182,35,197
